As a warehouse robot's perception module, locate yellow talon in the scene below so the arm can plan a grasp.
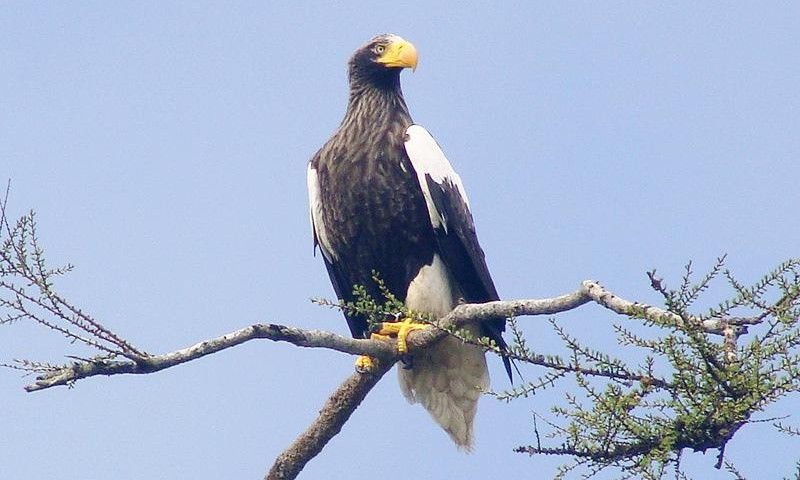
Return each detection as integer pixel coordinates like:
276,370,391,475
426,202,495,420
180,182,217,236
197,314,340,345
354,331,393,372
397,318,428,353
355,355,376,373
355,318,429,373
374,317,429,354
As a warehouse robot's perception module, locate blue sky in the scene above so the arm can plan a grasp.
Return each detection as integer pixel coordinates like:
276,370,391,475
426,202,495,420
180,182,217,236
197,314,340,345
2,2,799,479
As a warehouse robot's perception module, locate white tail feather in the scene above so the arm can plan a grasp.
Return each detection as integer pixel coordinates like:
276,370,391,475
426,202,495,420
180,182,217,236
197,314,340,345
397,335,489,451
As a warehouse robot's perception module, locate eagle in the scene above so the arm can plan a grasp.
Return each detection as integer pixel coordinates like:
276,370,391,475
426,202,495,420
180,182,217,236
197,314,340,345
307,34,510,450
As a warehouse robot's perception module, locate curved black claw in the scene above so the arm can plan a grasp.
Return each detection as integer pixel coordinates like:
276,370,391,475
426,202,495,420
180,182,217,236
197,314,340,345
400,354,414,369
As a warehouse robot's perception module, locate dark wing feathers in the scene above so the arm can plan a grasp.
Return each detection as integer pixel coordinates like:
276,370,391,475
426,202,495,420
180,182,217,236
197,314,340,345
424,174,498,302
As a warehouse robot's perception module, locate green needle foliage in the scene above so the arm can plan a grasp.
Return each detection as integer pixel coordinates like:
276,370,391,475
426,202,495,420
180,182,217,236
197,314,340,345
345,271,411,329
500,258,800,479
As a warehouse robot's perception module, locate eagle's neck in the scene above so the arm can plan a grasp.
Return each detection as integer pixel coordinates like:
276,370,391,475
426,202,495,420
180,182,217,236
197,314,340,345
341,73,412,134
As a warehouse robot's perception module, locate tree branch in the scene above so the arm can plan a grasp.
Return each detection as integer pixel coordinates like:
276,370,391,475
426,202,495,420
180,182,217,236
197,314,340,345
580,279,755,334
265,360,395,480
10,275,770,480
18,285,587,391
22,280,752,393
23,324,396,392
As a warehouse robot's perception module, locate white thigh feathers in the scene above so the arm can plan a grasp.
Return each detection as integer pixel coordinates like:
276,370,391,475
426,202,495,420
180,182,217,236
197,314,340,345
400,253,489,451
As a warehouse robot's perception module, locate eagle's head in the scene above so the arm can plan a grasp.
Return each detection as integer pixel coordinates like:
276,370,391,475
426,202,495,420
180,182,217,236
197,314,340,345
348,34,418,87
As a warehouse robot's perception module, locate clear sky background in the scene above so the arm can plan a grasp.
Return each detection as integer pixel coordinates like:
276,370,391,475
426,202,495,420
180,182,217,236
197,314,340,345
2,2,799,479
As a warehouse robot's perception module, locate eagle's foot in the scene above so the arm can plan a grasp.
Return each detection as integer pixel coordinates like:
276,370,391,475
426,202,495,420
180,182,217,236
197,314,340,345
374,317,429,354
355,354,377,373
354,331,393,372
356,318,427,373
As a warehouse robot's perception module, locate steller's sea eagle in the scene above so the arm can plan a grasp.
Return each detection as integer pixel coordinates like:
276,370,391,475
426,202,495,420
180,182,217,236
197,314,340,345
307,34,511,450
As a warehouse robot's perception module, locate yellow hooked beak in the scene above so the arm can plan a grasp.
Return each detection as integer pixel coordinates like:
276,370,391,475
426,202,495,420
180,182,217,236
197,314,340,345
376,36,418,71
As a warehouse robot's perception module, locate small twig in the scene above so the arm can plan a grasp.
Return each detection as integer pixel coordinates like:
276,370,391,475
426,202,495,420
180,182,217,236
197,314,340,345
582,280,754,335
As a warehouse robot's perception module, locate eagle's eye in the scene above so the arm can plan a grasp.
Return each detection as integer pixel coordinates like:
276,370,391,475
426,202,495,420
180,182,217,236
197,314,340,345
373,44,385,54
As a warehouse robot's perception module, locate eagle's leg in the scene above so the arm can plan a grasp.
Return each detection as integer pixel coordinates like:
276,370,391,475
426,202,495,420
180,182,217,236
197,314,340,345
354,318,429,373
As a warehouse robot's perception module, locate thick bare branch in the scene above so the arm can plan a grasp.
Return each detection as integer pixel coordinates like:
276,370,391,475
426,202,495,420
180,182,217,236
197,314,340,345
265,360,395,480
24,324,395,392
23,281,750,393
22,286,592,391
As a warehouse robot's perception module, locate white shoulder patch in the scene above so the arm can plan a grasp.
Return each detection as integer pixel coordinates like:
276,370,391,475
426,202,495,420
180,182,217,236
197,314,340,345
306,163,336,261
404,124,471,232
